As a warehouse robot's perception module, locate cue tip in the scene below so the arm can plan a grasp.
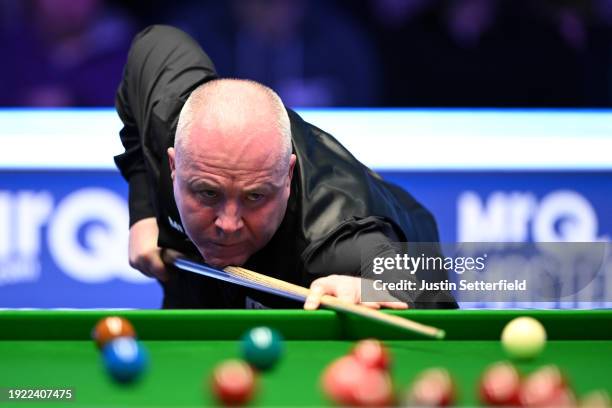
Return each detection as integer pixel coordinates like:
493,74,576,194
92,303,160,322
435,329,446,340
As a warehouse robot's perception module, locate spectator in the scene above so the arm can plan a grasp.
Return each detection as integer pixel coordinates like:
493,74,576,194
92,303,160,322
369,0,612,107
167,0,381,107
1,0,135,106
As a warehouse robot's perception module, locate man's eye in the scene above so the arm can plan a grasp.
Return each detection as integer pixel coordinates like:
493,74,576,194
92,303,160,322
199,190,219,199
246,192,264,202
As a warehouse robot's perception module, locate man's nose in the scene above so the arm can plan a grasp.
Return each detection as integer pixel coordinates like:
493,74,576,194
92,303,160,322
215,202,244,234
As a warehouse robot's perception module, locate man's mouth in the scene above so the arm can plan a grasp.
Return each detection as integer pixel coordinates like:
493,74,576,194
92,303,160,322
211,242,241,248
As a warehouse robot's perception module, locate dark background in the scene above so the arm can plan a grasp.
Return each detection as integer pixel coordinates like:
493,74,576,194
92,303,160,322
2,0,611,108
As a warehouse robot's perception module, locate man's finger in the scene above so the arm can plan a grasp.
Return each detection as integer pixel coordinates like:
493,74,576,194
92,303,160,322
361,301,382,309
305,276,338,310
378,301,409,310
336,283,358,305
304,285,325,310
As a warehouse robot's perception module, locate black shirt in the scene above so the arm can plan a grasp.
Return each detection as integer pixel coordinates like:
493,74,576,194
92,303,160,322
114,25,457,309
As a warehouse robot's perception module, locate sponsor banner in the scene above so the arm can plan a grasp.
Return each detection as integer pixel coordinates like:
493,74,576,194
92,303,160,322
383,171,612,308
0,170,609,309
0,171,160,308
382,171,611,243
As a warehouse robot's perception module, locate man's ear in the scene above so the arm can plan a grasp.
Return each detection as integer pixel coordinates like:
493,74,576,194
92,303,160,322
168,147,176,181
286,154,297,185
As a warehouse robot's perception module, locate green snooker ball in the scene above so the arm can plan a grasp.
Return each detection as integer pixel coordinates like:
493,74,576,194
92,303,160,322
241,326,283,370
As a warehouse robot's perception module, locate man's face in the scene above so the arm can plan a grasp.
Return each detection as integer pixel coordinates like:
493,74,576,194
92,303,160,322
169,124,295,268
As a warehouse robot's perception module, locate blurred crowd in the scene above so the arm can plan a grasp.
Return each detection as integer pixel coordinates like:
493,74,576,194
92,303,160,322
1,0,611,107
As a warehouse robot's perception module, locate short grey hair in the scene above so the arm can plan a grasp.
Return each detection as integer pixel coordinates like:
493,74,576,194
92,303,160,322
175,78,292,168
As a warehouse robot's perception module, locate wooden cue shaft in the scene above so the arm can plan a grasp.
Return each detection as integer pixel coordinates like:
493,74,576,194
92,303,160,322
224,266,445,339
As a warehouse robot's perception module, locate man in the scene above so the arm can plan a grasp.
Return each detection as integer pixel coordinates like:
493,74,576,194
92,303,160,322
115,25,456,310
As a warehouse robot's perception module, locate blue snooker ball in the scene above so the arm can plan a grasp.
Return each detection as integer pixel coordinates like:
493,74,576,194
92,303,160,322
241,326,283,370
102,337,148,383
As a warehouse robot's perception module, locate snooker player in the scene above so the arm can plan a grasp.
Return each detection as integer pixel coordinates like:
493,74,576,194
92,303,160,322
114,25,456,310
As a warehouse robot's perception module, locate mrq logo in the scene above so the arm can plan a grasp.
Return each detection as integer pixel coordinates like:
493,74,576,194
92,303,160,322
0,188,148,286
457,190,607,242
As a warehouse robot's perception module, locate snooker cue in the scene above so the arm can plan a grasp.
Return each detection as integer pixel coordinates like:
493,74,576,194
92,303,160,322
169,254,445,339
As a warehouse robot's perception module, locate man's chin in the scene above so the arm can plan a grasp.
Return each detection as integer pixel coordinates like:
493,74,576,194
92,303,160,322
198,242,258,269
203,253,248,269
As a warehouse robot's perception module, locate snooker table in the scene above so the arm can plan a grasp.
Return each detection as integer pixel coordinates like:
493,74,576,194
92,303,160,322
0,309,611,407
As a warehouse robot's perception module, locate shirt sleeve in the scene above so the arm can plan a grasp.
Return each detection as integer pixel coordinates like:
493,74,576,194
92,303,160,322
115,70,155,225
113,25,218,226
302,217,458,308
113,26,158,226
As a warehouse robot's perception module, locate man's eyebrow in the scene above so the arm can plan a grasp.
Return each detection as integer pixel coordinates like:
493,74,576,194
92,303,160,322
244,181,279,191
187,179,220,190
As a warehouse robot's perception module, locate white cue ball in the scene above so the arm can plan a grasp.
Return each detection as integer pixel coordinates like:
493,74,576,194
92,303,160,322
501,317,547,360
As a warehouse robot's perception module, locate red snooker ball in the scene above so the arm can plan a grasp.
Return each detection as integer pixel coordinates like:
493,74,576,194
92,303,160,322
350,367,394,407
92,316,136,349
404,368,455,407
322,354,394,407
321,355,367,406
352,339,390,370
211,360,256,406
519,365,575,407
479,361,521,406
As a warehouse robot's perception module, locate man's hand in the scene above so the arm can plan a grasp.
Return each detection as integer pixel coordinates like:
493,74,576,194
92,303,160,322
303,275,409,310
128,217,168,281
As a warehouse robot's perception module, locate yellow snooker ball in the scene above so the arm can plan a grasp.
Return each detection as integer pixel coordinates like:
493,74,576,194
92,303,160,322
501,317,547,360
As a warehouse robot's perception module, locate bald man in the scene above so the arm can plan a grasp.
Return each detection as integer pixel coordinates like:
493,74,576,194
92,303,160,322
169,80,296,270
115,25,457,310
